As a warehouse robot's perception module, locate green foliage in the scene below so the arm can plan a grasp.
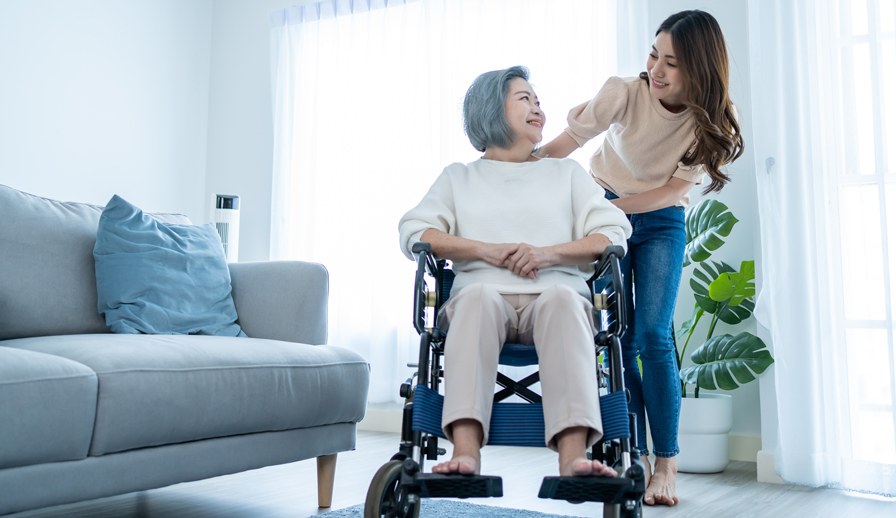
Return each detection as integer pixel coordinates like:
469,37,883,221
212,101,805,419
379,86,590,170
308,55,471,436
680,332,775,390
676,303,704,341
689,261,755,326
676,203,773,396
708,260,756,307
683,199,739,267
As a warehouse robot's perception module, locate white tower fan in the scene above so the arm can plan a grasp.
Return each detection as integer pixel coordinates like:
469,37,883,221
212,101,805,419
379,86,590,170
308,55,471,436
213,194,240,262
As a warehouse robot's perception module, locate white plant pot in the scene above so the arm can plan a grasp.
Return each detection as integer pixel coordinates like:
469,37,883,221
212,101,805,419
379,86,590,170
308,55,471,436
677,393,733,473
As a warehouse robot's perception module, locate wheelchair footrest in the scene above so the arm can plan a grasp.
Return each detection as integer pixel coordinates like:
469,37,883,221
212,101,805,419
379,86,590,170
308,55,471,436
538,476,635,503
413,473,504,498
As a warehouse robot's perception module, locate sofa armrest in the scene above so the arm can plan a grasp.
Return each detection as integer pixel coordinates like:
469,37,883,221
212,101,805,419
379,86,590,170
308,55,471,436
228,261,328,345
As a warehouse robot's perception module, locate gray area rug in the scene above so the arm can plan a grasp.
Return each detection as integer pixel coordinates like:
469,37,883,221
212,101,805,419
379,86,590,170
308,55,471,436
317,500,581,517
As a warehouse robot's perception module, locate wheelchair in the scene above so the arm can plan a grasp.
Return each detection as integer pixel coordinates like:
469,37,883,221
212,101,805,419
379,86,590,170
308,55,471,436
365,242,645,518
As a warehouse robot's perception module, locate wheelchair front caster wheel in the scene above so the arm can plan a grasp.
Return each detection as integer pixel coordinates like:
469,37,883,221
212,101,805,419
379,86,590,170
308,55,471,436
622,499,642,518
364,460,421,518
603,500,642,518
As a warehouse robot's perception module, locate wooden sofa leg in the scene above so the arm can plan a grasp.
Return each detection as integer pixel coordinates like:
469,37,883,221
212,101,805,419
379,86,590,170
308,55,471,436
317,454,337,508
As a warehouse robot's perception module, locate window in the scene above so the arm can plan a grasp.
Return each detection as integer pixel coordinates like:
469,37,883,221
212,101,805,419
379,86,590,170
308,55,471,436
824,0,896,466
269,0,620,403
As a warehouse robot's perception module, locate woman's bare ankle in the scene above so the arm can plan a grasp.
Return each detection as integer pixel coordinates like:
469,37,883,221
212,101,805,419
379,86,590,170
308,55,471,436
640,455,652,486
653,456,677,474
555,427,588,466
432,419,483,474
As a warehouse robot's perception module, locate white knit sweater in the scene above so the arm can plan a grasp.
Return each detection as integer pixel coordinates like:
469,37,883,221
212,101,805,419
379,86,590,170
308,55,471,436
398,158,632,298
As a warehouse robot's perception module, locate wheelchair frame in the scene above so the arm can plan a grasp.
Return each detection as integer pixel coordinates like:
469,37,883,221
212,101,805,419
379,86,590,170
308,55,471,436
364,243,644,518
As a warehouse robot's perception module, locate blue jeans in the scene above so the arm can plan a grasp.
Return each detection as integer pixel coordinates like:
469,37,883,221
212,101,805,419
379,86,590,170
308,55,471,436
605,192,685,458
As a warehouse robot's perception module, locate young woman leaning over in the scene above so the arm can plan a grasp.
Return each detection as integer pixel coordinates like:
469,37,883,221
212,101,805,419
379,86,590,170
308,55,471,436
537,10,744,507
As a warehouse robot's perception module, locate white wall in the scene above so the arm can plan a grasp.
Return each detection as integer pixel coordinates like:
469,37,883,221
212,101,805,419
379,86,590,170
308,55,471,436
648,0,763,438
0,0,213,224
204,0,317,262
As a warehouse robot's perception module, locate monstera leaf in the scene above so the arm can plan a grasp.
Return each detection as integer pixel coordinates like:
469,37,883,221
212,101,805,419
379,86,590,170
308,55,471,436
708,260,756,307
690,261,755,325
683,199,739,267
680,332,774,390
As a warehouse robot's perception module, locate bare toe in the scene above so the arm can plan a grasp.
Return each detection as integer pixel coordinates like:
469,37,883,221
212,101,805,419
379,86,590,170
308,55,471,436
562,458,618,477
593,461,617,478
570,459,594,477
433,455,479,475
456,456,478,475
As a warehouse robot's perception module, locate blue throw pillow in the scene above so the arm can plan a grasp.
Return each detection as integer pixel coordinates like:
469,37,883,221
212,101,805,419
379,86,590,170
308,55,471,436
94,195,246,337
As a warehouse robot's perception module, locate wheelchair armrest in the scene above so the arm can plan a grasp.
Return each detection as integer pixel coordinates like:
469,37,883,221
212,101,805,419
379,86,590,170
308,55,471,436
412,242,437,334
588,245,627,339
412,242,432,254
590,245,625,281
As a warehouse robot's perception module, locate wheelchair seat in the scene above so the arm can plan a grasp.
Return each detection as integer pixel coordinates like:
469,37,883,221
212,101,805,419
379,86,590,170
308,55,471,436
496,342,540,367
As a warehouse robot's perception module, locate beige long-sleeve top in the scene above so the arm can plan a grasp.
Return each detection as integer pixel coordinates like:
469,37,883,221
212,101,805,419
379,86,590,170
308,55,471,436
564,76,706,207
398,158,632,298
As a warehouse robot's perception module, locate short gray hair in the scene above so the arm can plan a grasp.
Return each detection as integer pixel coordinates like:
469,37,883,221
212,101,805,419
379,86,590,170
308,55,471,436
463,66,530,152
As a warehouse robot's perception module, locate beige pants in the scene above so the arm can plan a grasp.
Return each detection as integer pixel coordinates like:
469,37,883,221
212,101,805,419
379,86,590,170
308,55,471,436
436,283,603,451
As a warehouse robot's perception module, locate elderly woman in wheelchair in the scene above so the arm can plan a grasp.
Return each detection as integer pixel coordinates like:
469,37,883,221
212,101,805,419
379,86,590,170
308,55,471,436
374,66,643,517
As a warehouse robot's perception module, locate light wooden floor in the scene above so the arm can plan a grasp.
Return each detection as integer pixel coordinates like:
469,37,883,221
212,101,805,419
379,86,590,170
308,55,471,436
8,431,895,518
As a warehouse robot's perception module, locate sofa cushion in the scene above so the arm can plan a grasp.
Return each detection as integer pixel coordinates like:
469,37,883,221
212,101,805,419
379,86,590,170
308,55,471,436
0,184,190,340
2,334,370,457
0,346,98,469
94,195,245,337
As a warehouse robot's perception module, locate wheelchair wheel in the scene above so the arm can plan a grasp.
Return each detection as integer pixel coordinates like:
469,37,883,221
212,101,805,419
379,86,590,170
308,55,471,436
364,460,421,518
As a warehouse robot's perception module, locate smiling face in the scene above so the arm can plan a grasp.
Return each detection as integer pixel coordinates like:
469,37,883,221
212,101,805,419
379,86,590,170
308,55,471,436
504,77,544,148
647,31,686,111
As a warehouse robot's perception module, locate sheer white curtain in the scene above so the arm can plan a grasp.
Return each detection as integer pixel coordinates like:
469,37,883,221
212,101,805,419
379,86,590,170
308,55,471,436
269,0,619,404
615,0,648,78
748,0,896,495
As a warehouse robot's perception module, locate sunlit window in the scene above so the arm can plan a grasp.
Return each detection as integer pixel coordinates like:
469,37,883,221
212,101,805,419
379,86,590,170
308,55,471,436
825,0,896,465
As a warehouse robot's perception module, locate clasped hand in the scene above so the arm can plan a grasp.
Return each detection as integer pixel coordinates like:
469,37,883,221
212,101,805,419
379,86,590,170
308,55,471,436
482,243,556,280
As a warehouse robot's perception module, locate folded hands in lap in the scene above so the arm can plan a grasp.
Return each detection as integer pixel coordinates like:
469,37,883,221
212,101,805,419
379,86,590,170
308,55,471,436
482,242,555,279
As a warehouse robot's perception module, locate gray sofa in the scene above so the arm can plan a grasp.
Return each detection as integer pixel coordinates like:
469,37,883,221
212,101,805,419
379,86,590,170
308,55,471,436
0,184,370,516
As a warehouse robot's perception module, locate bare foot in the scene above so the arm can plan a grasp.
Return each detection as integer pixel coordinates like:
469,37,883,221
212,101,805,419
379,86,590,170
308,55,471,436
432,419,482,475
643,456,678,506
555,426,617,478
431,454,480,475
561,457,618,478
641,455,652,488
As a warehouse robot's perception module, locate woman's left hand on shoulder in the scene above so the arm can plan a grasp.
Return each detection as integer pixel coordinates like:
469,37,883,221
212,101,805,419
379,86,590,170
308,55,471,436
504,243,556,279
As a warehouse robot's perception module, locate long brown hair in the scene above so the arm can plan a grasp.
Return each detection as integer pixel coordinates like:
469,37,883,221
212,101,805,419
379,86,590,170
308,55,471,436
639,10,744,194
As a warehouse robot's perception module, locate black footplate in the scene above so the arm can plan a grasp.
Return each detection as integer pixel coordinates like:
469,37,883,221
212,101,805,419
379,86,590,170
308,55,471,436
539,476,641,504
399,459,503,499
413,473,504,498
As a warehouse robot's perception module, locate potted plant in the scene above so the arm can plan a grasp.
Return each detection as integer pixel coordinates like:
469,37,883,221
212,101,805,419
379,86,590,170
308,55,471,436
673,199,774,473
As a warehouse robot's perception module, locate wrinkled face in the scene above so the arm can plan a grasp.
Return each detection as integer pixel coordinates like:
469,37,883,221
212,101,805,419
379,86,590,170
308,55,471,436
504,77,544,147
647,31,685,110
